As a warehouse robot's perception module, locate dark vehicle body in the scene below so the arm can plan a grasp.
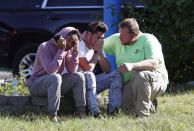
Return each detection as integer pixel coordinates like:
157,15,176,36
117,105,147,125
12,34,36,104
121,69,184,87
0,0,142,78
0,0,103,78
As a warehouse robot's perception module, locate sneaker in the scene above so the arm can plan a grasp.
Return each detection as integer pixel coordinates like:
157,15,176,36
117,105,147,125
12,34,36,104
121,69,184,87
108,108,119,116
134,113,149,118
77,111,86,118
50,115,58,122
91,111,100,118
150,99,158,114
153,99,158,112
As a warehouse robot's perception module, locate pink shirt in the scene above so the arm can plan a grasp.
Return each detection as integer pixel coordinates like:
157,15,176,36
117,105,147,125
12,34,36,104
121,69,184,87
27,38,78,85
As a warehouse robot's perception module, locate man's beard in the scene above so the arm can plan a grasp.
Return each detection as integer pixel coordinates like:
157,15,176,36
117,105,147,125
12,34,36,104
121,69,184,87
121,42,132,45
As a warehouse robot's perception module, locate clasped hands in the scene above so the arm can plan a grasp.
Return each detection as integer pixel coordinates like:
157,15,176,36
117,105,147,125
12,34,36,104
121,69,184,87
118,63,134,74
54,34,79,51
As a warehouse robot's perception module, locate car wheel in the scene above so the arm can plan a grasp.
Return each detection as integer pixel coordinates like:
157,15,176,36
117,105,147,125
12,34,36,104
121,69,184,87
13,44,38,79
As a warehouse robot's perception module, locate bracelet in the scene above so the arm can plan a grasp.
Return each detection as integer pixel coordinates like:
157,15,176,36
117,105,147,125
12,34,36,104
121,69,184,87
73,50,78,54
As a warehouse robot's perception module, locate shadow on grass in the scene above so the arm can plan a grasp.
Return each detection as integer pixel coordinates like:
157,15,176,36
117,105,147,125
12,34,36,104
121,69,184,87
0,106,111,121
0,110,48,121
0,110,88,122
165,82,194,95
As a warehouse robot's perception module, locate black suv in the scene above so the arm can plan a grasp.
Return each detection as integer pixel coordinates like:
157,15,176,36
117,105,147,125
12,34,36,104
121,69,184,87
0,0,103,78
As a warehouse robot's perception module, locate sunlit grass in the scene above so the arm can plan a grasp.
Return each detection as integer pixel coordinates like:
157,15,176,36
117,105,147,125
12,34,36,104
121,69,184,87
0,90,193,131
0,82,193,131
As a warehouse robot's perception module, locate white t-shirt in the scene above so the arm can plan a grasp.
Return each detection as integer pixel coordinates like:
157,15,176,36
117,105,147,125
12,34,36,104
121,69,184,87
78,40,94,62
77,40,106,72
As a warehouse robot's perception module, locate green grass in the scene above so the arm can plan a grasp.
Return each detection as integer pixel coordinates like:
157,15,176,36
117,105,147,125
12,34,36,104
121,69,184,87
0,86,194,131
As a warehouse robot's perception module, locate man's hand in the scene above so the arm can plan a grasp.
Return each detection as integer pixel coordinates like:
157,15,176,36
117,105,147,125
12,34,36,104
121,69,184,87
118,63,133,74
92,38,104,52
55,36,66,50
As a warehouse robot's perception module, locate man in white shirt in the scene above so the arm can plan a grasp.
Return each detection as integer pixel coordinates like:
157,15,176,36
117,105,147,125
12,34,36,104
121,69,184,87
77,21,122,116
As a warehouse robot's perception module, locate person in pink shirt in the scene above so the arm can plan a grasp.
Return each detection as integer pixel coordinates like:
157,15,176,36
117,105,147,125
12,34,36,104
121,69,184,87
27,27,86,122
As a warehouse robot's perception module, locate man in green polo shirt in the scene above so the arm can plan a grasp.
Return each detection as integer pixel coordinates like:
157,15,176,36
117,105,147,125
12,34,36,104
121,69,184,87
104,18,168,117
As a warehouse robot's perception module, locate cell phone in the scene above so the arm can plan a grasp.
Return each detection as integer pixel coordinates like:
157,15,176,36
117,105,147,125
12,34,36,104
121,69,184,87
54,35,61,43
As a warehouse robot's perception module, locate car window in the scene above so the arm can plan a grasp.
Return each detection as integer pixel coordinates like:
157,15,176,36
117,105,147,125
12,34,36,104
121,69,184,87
46,0,103,7
0,0,43,10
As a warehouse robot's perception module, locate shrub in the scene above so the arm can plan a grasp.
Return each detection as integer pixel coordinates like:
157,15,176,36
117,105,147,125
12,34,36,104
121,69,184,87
0,76,30,96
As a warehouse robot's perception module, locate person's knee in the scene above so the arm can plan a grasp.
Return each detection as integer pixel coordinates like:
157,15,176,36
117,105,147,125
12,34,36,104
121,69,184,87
133,71,147,83
49,74,62,85
134,71,152,98
84,71,96,82
132,71,151,91
110,72,122,89
84,71,96,90
48,74,62,93
84,71,95,76
72,72,85,83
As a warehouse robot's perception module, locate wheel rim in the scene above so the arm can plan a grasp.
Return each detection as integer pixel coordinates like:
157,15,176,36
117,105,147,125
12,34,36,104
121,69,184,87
19,53,36,78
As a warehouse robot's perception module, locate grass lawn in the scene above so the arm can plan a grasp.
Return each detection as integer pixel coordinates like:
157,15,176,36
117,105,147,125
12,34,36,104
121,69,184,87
0,86,193,131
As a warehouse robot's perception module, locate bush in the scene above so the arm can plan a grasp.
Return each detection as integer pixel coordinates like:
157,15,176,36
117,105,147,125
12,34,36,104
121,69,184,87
0,76,30,96
120,0,194,82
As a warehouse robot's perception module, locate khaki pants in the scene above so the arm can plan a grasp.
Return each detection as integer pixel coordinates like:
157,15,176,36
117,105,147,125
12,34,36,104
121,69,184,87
121,70,167,117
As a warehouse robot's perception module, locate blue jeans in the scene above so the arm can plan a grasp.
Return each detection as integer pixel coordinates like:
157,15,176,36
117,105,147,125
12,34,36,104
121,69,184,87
84,70,122,113
96,70,122,112
29,72,86,116
84,72,99,115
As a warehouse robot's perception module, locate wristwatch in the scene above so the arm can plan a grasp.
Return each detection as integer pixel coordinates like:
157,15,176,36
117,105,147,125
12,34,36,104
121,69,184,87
94,51,98,54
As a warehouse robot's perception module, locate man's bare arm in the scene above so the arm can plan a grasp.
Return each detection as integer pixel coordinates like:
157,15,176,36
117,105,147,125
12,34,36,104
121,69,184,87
79,53,98,72
98,51,111,73
118,59,159,74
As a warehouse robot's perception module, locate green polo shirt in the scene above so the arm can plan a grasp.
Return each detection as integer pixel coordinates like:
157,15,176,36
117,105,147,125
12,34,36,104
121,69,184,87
104,33,168,84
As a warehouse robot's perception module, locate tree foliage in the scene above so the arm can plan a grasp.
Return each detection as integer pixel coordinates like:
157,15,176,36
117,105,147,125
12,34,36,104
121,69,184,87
121,0,194,82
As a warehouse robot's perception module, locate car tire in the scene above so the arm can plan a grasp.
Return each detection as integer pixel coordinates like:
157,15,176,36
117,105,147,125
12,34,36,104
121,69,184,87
13,44,38,78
